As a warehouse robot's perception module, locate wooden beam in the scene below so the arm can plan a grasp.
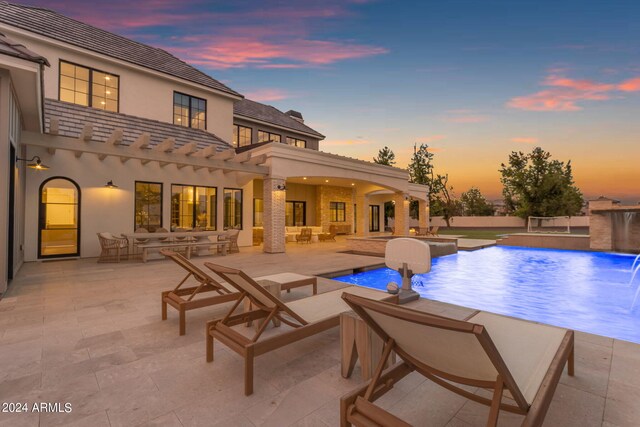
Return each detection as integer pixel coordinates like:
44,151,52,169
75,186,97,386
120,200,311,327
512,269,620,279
247,154,267,165
231,151,252,163
80,124,93,142
141,159,152,165
212,149,235,161
194,145,217,158
49,117,59,135
159,162,170,168
175,142,197,156
21,132,269,175
107,128,124,146
155,137,175,152
131,133,151,150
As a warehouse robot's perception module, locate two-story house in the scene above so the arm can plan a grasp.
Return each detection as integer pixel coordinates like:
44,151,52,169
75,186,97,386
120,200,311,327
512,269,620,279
0,2,429,293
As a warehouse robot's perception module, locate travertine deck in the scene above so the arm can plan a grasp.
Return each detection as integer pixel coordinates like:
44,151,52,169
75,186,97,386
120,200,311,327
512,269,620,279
0,240,638,426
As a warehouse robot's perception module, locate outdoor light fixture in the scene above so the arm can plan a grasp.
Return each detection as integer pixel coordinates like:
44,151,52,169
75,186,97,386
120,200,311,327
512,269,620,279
105,180,118,189
17,155,49,170
275,184,286,191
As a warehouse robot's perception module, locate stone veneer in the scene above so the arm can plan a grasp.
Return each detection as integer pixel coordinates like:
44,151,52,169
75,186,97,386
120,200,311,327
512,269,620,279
263,177,286,253
316,185,354,233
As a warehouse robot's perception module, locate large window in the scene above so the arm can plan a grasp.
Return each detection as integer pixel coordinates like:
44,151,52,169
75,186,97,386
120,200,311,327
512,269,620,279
233,125,252,147
224,188,243,229
330,202,346,222
174,92,206,130
135,181,162,232
59,60,119,112
286,137,306,148
369,205,380,232
286,201,306,226
254,198,264,227
258,130,281,143
171,185,216,230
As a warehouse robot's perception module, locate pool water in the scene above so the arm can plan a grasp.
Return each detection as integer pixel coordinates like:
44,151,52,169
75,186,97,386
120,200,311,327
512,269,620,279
334,246,640,343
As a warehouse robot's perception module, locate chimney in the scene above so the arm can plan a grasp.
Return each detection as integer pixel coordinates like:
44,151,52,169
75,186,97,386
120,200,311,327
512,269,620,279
285,110,304,123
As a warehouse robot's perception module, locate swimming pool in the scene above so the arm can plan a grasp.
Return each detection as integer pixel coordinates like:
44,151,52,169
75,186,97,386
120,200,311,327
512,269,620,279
334,246,640,343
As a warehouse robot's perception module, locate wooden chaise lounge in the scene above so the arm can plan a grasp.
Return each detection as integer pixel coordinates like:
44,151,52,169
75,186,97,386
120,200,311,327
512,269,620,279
160,250,317,335
339,293,575,427
203,262,399,396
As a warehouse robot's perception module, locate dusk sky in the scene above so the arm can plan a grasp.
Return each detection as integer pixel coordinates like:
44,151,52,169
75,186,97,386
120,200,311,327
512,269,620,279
24,0,640,202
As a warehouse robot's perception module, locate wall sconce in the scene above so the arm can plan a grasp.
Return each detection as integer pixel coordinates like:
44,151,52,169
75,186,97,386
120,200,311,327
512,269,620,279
17,155,49,170
105,180,118,189
275,184,287,191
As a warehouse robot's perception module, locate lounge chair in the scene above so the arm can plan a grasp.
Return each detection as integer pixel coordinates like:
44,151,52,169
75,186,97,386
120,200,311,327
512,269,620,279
296,227,313,243
318,225,337,242
203,262,398,395
161,250,317,335
339,293,575,427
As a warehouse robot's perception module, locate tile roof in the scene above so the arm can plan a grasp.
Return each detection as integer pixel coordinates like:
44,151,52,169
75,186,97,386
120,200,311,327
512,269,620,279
0,30,48,65
234,99,325,139
0,2,242,97
44,98,232,151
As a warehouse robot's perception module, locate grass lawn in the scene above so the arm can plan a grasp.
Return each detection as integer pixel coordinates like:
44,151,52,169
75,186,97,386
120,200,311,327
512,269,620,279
437,227,589,240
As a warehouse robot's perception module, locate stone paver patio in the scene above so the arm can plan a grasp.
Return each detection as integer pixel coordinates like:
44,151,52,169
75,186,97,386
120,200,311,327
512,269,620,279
0,239,638,426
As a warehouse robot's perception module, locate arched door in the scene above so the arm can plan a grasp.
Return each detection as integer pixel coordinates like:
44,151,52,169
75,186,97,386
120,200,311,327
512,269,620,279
38,177,80,258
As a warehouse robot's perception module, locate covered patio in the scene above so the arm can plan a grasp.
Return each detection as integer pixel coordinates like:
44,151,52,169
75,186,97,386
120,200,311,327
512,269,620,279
0,242,636,427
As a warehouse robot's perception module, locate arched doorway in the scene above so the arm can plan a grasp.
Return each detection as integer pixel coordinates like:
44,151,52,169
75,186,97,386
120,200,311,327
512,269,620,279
38,177,81,258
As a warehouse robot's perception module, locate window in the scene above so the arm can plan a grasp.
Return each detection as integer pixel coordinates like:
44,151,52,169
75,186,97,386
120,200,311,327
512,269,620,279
135,181,162,232
254,198,264,227
330,202,346,222
233,125,252,147
38,177,80,258
369,205,380,232
258,130,281,143
173,92,206,130
224,188,243,229
171,185,216,230
285,201,306,226
286,137,306,148
59,60,119,112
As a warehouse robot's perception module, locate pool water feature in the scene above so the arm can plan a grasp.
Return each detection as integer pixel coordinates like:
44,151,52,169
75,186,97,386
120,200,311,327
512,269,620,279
334,246,640,344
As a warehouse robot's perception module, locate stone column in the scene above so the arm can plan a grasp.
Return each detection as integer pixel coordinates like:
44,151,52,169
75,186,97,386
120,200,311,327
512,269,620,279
418,199,429,230
589,198,614,251
355,190,369,237
263,177,286,253
393,193,410,236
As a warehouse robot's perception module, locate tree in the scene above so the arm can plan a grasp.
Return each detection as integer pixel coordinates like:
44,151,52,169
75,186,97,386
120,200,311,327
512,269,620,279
460,187,494,216
373,146,396,166
408,144,461,226
499,147,583,219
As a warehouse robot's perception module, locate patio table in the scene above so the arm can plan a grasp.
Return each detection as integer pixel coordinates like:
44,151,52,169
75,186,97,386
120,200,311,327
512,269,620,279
124,231,224,261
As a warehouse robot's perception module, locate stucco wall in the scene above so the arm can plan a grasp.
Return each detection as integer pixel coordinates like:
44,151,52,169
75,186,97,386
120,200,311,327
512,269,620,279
430,216,590,228
2,29,236,143
0,73,9,292
24,146,255,261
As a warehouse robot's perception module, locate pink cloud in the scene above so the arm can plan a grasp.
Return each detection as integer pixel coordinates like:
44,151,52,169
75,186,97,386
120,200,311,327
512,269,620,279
243,88,292,102
37,1,387,70
170,38,388,69
619,77,640,92
508,71,640,111
511,137,538,144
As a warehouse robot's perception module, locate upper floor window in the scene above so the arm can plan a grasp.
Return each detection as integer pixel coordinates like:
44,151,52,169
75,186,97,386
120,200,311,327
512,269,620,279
174,92,206,130
258,130,281,143
233,125,252,147
59,60,119,112
286,137,306,148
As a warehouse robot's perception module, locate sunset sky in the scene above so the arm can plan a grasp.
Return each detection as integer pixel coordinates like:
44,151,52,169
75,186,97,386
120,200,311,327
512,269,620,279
24,0,640,202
